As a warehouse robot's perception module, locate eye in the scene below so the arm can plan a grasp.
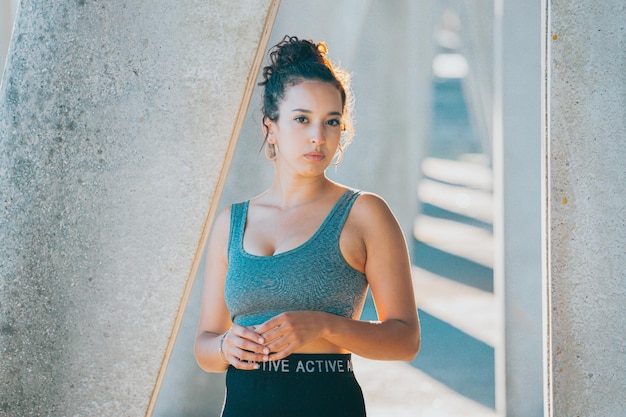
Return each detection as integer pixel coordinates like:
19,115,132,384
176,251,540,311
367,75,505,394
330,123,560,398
326,119,341,127
294,116,308,123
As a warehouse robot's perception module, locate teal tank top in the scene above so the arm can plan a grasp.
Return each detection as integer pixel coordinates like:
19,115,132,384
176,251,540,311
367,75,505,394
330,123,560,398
224,190,369,327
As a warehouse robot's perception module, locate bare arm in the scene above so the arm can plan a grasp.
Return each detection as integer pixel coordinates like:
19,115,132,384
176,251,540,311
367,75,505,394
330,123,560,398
255,193,421,361
193,208,269,372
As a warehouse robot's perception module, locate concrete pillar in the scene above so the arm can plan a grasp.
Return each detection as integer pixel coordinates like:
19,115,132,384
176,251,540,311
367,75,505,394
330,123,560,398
331,0,431,239
458,0,494,164
0,1,277,416
546,2,626,416
0,0,19,77
493,0,544,416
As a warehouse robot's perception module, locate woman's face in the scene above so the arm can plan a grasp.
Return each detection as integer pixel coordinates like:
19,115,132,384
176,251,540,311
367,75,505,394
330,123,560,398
267,80,343,177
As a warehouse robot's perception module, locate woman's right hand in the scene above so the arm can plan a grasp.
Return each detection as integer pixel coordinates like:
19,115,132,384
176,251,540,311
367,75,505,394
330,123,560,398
220,324,270,370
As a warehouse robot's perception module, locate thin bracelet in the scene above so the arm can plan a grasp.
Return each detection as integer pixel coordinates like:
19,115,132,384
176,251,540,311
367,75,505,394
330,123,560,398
218,331,229,364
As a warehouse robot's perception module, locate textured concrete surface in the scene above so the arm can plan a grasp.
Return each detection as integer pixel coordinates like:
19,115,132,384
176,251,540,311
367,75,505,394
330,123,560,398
0,0,18,78
0,1,274,415
493,0,544,415
547,1,626,416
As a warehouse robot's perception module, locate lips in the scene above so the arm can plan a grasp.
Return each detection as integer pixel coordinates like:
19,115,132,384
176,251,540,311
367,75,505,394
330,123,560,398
304,152,325,161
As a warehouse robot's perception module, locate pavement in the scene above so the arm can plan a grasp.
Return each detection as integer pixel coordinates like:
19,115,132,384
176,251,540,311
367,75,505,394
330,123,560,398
354,355,496,417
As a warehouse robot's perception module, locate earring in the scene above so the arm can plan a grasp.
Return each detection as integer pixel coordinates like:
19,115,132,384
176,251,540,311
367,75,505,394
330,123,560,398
265,143,278,161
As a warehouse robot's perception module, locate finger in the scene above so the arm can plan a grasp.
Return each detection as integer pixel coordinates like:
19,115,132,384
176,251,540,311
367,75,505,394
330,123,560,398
228,344,269,364
256,317,292,343
265,333,298,356
230,335,270,356
257,326,284,346
228,325,268,354
253,319,279,335
266,342,296,362
230,324,266,344
229,356,262,371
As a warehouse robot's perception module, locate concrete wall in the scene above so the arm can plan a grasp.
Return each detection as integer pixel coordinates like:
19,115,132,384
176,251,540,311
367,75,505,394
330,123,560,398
493,0,544,415
0,0,18,78
546,1,626,416
457,0,494,163
0,1,276,416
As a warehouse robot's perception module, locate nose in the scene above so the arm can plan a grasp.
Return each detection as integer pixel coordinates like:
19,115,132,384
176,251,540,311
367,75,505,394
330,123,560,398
310,123,326,145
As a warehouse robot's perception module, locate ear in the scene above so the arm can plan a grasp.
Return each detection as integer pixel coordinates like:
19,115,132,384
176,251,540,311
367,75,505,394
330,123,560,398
262,116,276,143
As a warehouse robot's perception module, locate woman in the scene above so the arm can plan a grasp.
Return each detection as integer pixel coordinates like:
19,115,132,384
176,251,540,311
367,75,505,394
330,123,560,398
195,35,420,417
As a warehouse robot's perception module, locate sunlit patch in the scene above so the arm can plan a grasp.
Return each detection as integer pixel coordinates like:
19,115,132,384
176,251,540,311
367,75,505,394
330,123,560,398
432,53,469,79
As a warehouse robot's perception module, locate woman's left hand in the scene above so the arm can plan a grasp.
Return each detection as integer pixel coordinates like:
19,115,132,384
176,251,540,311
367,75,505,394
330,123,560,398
254,311,326,361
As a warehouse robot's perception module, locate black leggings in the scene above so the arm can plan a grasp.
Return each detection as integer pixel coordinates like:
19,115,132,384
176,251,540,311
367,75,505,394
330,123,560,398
221,353,366,417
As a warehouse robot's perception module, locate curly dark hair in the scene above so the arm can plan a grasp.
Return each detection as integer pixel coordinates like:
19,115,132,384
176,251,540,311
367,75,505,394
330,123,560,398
258,36,354,161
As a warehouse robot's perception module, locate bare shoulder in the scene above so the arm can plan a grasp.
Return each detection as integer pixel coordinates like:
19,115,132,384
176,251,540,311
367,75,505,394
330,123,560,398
206,205,233,259
212,205,232,237
350,192,398,230
353,191,392,211
344,191,408,271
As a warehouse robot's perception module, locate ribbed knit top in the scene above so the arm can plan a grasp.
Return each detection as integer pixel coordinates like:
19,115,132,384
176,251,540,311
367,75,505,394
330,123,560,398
224,190,368,327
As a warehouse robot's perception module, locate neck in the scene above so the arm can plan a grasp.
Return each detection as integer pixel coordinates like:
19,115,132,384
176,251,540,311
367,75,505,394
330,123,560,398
264,174,334,210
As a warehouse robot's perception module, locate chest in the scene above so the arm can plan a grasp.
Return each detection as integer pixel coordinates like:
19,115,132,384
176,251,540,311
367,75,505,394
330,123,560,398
242,203,336,257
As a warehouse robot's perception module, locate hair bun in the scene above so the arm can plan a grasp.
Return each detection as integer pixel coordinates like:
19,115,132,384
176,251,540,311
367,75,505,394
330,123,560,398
317,41,328,56
268,36,326,73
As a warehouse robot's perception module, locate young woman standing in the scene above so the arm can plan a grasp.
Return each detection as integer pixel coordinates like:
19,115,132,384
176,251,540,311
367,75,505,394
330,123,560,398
195,36,420,417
